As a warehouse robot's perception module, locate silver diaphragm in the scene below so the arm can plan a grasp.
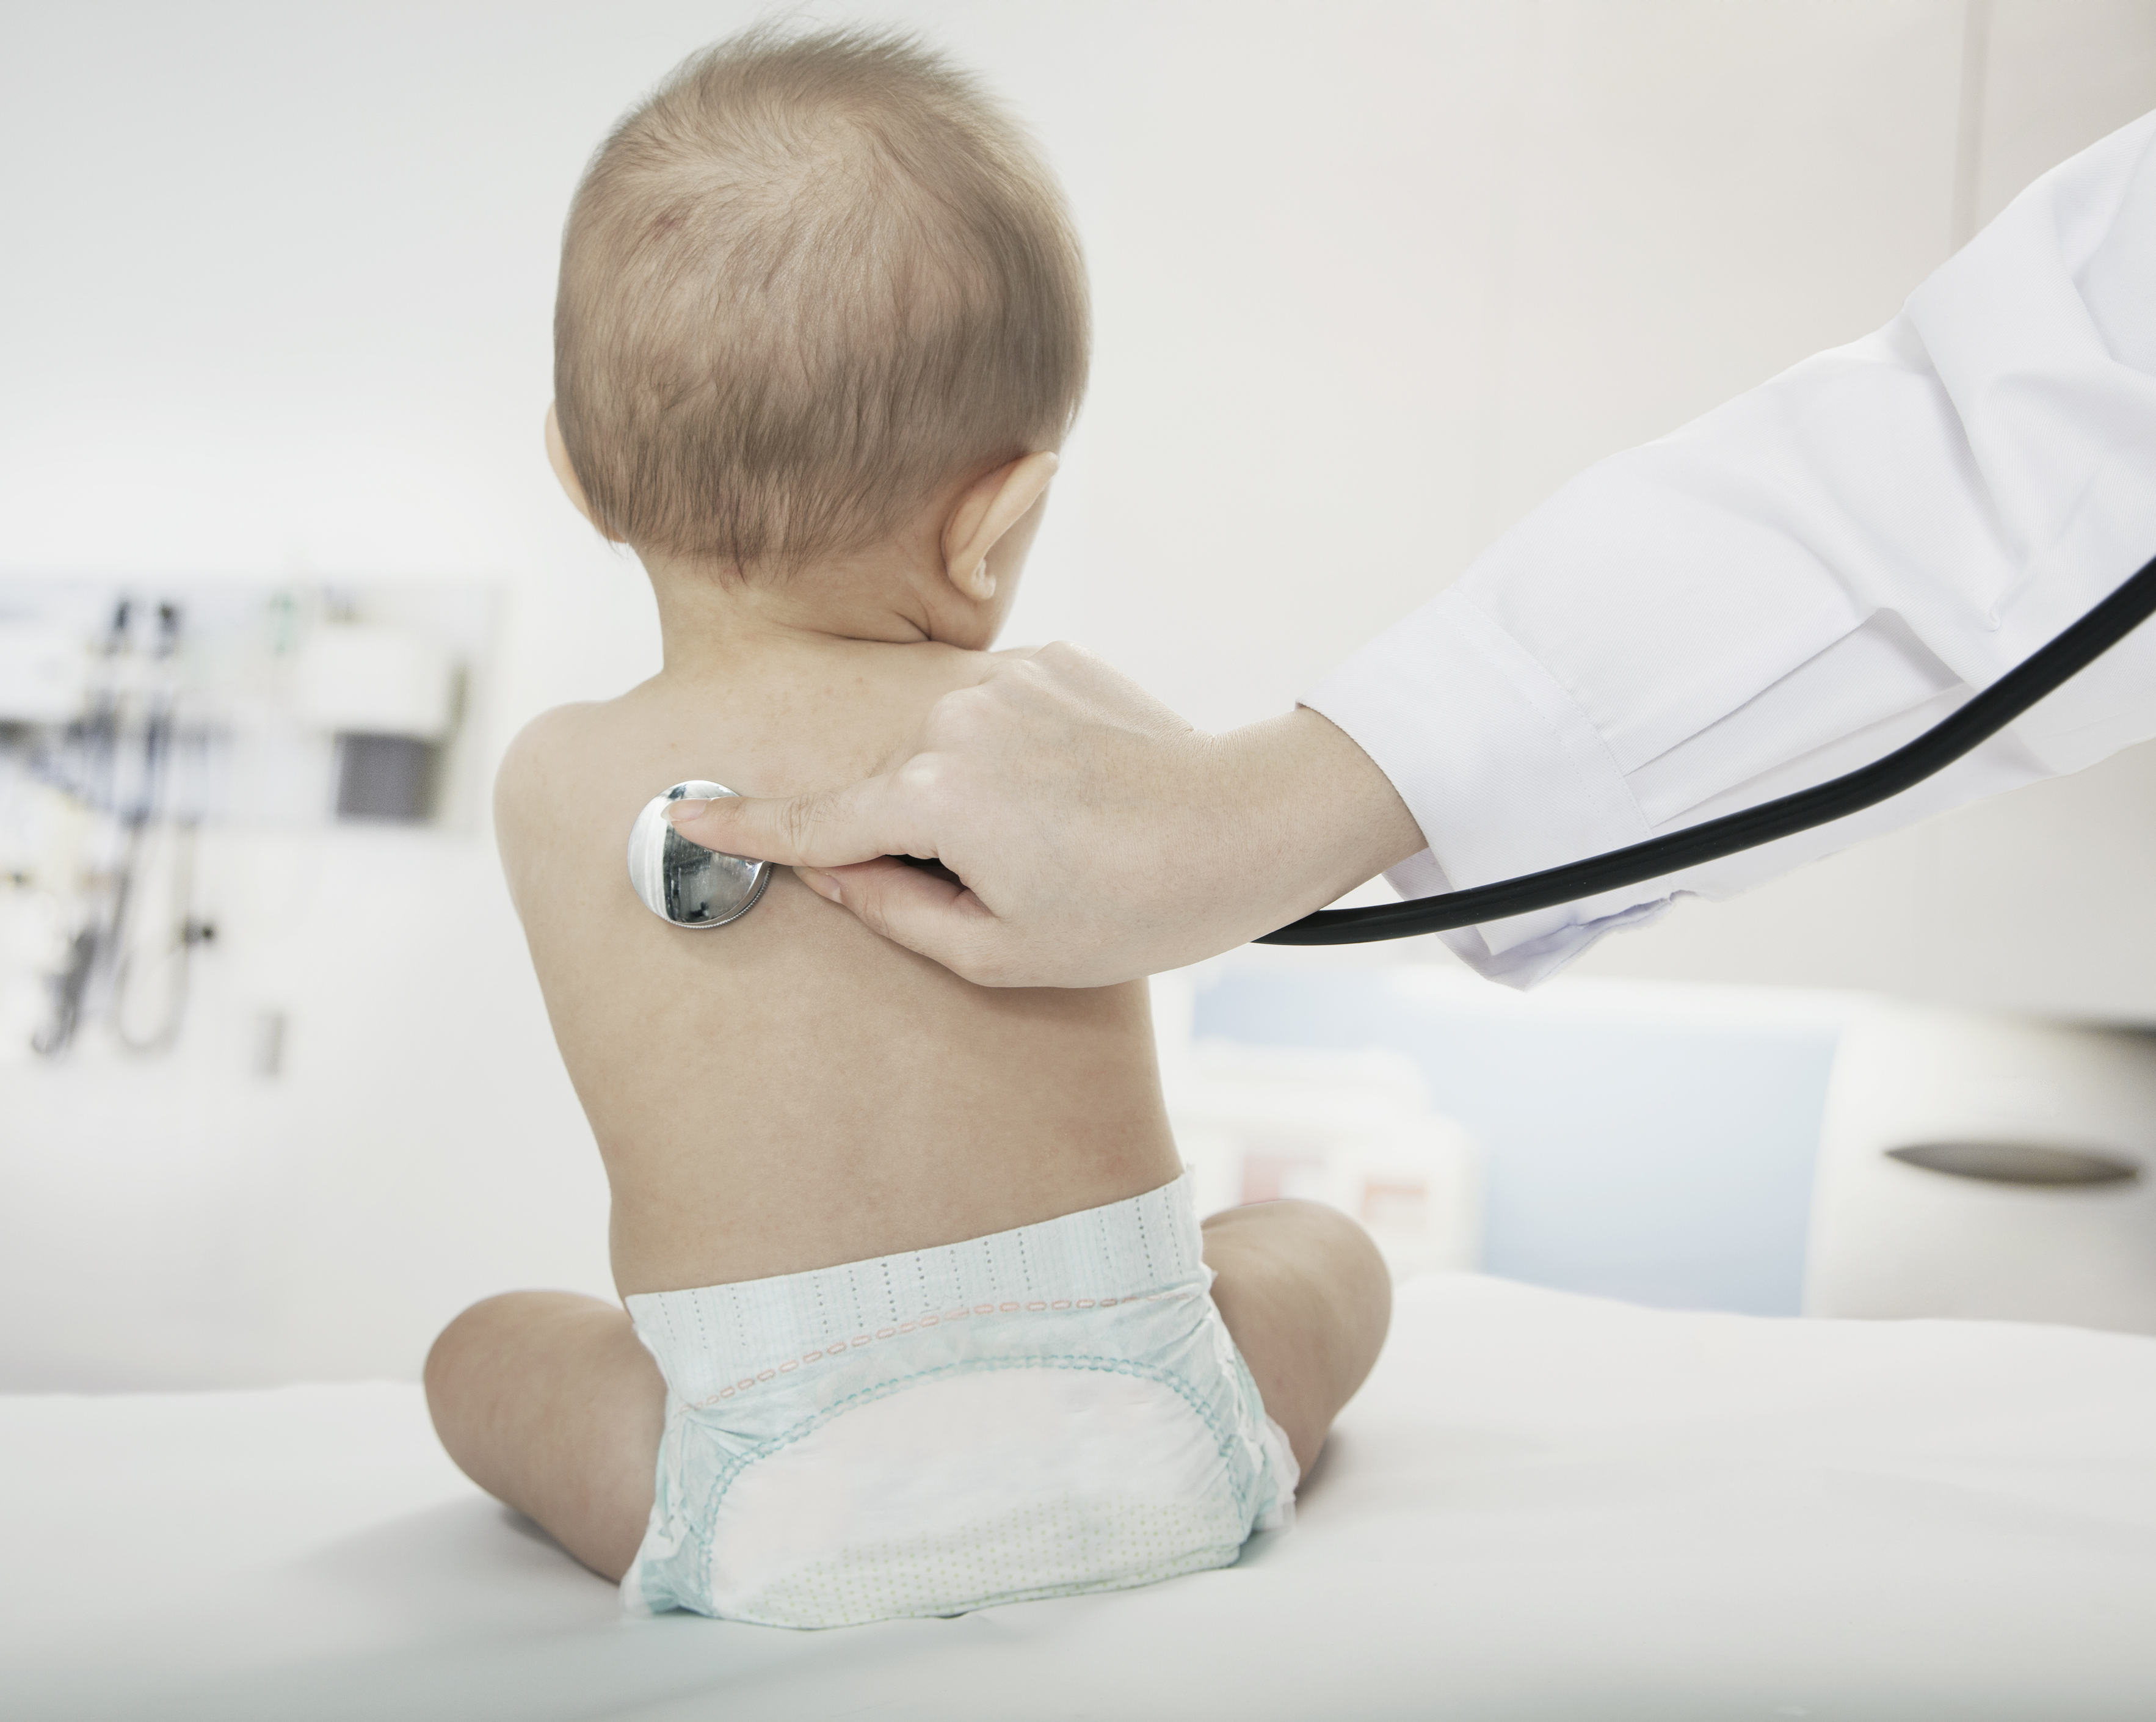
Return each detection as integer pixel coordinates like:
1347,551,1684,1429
626,780,772,929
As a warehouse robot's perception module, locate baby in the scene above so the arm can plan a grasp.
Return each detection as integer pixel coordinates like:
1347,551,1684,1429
425,25,1390,1629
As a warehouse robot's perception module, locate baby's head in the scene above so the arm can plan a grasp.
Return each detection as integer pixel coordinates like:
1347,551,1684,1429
551,26,1087,636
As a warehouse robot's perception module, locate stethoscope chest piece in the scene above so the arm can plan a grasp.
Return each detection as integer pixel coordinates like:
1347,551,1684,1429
627,780,772,929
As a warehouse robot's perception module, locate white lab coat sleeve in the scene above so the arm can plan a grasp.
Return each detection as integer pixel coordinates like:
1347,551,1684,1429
1305,109,2156,987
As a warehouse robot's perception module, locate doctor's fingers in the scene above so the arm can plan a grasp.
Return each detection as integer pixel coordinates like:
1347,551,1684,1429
794,856,1028,986
664,769,934,871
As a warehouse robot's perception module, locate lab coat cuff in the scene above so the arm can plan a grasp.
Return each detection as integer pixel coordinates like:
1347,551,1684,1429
1303,586,1666,981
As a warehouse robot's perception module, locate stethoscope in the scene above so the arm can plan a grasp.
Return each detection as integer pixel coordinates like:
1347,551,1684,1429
629,550,2156,945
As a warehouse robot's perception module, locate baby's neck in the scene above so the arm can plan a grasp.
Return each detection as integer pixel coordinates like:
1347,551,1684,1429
642,541,967,680
633,556,991,795
653,609,905,695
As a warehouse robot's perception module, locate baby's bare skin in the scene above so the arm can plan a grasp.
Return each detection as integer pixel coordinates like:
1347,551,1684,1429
426,451,1391,1583
498,634,1182,1298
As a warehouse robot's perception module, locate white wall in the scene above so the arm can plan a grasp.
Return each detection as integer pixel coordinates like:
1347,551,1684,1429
3,1,2152,1387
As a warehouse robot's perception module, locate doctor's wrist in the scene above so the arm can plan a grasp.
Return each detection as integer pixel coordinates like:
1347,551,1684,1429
1207,707,1426,938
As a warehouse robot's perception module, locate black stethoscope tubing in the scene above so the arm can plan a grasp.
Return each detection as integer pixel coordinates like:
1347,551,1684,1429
1259,551,2156,945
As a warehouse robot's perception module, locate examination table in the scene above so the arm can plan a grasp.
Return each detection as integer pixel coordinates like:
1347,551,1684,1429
6,1275,2154,1721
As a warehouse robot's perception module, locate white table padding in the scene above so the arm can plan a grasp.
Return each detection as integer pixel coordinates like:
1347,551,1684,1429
6,1276,2155,1721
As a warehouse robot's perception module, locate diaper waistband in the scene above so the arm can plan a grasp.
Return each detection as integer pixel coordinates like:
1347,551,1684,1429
626,1173,1208,1404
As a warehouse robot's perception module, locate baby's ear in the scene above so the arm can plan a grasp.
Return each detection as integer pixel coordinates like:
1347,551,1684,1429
941,452,1058,601
545,402,623,540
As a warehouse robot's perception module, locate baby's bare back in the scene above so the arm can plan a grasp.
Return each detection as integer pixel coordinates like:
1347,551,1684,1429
495,639,1181,1298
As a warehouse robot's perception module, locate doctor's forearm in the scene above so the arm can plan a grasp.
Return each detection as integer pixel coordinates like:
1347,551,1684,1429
1205,707,1428,936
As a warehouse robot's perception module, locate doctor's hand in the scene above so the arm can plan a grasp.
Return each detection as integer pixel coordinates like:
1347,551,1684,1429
661,643,1427,988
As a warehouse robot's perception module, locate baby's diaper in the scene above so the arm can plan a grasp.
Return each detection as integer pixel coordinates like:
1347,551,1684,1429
621,1172,1296,1629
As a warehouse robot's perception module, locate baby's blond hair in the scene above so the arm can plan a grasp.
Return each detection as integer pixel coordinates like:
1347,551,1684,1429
554,26,1089,574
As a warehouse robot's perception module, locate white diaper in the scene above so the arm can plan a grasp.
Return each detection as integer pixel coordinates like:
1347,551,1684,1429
621,1173,1297,1629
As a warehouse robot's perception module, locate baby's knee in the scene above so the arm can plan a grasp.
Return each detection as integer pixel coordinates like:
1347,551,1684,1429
1282,1201,1392,1350
1205,1199,1392,1376
424,1295,510,1451
424,1291,584,1441
426,1292,520,1400
1207,1198,1388,1297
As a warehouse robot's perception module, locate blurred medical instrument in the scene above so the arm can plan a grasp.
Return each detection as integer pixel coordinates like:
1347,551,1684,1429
628,782,772,928
16,600,210,1056
1262,549,2156,944
0,581,478,1060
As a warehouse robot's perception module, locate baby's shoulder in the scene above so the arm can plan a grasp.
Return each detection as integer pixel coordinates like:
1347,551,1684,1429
496,699,601,826
490,696,647,903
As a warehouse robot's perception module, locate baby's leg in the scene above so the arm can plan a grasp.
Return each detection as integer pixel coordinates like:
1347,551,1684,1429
1202,1201,1392,1476
424,1292,665,1582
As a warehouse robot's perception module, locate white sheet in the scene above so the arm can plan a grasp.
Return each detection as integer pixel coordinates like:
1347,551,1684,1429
7,1276,2155,1721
